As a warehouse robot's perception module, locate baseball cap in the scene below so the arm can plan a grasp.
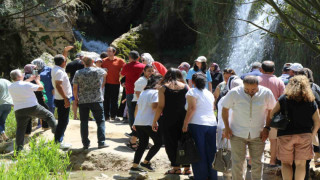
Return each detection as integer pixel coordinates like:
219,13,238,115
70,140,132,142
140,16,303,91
195,56,207,63
95,57,102,63
289,63,303,72
283,67,290,72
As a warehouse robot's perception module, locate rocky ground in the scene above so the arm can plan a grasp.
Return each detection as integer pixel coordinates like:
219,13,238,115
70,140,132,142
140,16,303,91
1,119,320,179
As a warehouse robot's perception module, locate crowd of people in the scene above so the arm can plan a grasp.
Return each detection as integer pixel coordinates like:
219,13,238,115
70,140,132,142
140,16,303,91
0,44,320,180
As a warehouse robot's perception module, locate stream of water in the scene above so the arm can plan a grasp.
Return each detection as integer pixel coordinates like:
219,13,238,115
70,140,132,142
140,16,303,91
73,30,109,54
226,0,280,74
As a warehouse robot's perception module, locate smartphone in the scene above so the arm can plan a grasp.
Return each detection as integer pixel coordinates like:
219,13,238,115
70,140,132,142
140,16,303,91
32,70,38,76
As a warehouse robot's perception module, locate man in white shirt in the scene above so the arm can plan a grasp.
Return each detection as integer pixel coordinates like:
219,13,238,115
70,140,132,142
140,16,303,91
51,46,73,149
8,69,57,151
222,75,276,180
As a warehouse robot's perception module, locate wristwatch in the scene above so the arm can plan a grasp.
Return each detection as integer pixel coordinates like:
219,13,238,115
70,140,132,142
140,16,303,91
264,126,271,131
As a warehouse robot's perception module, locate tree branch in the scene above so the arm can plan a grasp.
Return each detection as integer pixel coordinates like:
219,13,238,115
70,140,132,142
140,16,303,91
0,0,47,19
265,0,320,54
1,0,73,20
208,0,262,5
283,0,320,25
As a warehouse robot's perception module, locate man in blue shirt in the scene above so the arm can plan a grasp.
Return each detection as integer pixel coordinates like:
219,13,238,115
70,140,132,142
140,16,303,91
240,62,262,80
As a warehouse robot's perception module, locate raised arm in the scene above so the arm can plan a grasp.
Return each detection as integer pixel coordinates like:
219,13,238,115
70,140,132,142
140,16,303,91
63,46,74,59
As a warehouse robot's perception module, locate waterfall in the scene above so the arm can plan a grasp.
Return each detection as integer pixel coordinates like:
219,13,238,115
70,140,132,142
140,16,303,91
73,30,109,54
225,1,280,74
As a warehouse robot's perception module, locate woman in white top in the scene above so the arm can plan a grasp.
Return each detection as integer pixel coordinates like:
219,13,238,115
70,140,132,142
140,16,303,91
182,72,218,180
129,64,154,150
133,64,154,102
129,75,163,174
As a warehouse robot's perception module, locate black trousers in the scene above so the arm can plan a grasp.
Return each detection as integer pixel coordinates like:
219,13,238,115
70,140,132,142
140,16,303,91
133,126,162,164
104,83,120,118
163,120,190,167
54,99,70,143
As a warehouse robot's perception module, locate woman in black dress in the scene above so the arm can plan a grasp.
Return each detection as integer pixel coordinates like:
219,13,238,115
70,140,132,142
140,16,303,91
152,68,191,175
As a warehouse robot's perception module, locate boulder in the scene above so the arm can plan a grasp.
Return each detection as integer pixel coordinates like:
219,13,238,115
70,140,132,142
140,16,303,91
0,0,78,77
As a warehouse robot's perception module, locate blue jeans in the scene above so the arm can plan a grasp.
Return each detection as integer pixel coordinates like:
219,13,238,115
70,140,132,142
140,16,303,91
126,94,137,136
79,102,105,146
0,104,11,133
54,99,70,143
126,94,134,126
188,124,217,180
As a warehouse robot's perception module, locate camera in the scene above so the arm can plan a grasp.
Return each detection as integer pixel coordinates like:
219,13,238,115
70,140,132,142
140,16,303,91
32,70,39,76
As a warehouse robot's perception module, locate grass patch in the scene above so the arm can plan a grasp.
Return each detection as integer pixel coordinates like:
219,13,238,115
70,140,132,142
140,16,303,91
0,138,71,179
4,108,16,139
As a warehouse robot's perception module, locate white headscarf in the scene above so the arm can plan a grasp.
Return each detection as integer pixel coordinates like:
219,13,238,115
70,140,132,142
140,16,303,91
141,53,154,65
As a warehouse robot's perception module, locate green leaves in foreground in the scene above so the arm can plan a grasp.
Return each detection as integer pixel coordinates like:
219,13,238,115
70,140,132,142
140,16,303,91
0,138,71,180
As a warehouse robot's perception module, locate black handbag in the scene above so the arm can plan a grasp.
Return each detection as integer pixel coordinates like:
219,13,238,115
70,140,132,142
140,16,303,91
270,98,290,130
176,132,201,165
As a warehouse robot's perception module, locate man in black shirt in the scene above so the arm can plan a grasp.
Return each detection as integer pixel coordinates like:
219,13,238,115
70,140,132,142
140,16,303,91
66,52,84,120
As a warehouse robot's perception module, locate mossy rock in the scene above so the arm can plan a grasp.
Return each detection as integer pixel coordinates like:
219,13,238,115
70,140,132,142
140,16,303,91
111,25,157,61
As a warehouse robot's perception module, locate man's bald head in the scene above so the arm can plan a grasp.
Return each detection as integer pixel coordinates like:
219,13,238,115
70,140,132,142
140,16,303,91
261,60,275,73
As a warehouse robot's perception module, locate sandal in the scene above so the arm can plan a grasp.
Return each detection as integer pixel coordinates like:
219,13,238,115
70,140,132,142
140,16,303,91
126,141,138,151
165,169,181,175
183,168,192,175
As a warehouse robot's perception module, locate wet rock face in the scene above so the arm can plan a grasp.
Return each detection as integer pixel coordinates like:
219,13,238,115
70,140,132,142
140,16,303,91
0,0,76,77
78,0,152,38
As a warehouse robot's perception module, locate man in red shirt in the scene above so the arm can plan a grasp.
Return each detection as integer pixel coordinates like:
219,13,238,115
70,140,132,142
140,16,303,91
121,51,145,148
102,47,126,120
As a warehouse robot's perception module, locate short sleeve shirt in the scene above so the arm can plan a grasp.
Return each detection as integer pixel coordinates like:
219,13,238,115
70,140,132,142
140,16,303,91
0,79,13,105
101,56,126,85
133,76,148,102
134,89,159,126
121,61,145,94
73,67,106,104
221,85,276,139
186,68,212,89
186,88,217,126
277,95,318,137
258,74,285,100
8,81,39,111
52,65,72,100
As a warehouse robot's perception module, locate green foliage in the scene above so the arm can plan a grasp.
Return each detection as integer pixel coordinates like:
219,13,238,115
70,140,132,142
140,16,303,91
4,108,16,139
40,35,50,42
73,40,83,53
0,138,71,179
116,33,140,61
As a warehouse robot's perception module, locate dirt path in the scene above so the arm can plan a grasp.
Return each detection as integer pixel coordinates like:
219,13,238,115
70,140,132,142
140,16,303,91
2,119,318,179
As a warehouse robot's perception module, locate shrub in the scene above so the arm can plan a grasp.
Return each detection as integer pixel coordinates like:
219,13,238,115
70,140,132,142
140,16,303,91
0,138,71,179
4,108,16,139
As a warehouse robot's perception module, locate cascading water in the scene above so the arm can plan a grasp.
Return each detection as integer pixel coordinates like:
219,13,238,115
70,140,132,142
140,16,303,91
73,30,109,54
225,1,280,74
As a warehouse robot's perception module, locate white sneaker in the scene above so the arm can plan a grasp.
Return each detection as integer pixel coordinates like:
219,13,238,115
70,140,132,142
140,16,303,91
59,143,72,150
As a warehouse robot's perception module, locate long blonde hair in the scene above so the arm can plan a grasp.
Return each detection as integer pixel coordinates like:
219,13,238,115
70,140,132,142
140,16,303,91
285,75,315,102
